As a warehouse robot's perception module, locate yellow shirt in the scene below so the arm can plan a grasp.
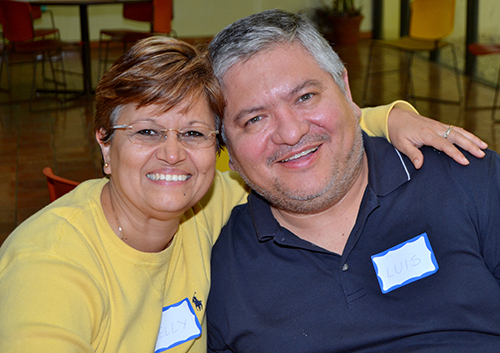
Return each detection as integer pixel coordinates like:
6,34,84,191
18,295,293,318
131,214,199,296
0,102,412,352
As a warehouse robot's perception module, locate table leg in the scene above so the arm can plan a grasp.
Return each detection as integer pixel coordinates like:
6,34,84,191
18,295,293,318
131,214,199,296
465,0,479,77
79,4,92,96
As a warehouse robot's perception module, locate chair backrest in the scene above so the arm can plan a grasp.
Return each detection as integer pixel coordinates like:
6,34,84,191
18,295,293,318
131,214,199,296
123,2,153,22
31,4,42,20
153,0,173,34
43,167,80,202
409,0,455,41
0,0,35,42
122,0,173,34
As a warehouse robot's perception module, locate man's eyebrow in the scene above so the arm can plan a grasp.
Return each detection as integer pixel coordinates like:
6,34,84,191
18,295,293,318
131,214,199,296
287,79,323,99
232,105,266,125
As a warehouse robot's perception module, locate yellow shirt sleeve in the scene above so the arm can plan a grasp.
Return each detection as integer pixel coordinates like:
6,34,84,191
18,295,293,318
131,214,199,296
359,100,418,142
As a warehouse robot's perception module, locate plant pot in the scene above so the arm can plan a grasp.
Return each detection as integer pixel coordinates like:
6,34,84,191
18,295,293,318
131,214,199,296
329,15,364,45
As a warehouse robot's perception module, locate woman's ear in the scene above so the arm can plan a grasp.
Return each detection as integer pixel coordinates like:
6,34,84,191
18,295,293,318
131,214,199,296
96,129,112,175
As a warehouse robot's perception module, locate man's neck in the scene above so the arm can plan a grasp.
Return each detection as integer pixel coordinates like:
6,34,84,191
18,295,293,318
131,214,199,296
271,154,369,255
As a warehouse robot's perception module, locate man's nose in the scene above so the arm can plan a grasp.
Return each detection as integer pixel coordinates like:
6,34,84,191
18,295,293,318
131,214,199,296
271,108,310,146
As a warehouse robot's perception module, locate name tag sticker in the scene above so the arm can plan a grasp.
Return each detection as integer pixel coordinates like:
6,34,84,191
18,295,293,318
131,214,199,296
155,298,202,353
371,233,438,294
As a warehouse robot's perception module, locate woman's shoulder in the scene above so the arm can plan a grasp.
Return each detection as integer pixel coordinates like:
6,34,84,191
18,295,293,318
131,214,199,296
1,178,109,260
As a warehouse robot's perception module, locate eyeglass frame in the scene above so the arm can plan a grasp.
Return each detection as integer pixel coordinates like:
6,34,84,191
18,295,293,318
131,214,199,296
111,123,219,149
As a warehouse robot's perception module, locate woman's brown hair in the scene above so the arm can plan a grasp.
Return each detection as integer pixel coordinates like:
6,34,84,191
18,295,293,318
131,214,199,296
93,36,225,151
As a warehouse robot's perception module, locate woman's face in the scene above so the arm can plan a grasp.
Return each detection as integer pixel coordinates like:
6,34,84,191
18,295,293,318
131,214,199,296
97,99,218,220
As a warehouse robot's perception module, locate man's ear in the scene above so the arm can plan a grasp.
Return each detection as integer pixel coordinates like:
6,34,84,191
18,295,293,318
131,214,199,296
96,129,112,174
226,149,236,171
343,70,362,118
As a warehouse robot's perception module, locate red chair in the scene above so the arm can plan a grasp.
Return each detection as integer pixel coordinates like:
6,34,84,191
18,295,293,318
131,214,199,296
98,0,174,76
42,167,80,202
465,43,500,121
0,5,59,40
465,43,500,148
30,5,60,40
0,0,66,106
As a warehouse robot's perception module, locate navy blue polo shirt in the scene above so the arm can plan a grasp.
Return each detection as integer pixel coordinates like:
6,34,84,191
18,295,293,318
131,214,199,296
207,133,500,353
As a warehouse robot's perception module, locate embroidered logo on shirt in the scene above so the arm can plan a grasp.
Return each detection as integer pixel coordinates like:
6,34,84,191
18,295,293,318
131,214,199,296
192,292,203,311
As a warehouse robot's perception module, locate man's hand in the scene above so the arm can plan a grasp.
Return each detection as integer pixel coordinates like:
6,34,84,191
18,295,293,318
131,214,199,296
388,108,488,169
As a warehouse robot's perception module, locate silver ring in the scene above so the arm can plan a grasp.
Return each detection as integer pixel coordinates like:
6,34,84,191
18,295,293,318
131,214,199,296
443,125,454,139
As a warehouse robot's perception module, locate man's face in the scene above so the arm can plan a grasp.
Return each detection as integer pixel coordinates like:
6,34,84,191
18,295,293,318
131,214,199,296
221,42,364,214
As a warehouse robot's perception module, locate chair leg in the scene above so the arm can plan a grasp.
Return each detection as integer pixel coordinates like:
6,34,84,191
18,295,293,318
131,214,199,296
465,72,474,110
58,50,67,89
403,52,415,103
47,50,60,96
103,41,112,76
5,52,11,91
491,66,500,124
450,43,463,105
0,50,5,91
29,54,40,110
98,34,104,78
41,52,47,82
0,50,12,91
98,33,112,78
489,66,500,150
361,41,375,107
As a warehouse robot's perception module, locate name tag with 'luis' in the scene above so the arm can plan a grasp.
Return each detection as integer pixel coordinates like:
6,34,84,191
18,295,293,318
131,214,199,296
371,233,438,294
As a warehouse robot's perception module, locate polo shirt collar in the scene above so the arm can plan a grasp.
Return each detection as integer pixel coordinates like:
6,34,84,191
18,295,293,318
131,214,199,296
248,132,415,242
363,132,415,196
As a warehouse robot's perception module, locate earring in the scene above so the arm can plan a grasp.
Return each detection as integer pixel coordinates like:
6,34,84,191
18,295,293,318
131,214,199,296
104,162,109,168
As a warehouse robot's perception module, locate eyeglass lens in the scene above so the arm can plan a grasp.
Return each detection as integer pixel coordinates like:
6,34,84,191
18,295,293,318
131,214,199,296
121,122,217,148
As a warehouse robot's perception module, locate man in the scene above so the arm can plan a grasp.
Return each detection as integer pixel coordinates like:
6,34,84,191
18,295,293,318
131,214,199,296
206,9,500,352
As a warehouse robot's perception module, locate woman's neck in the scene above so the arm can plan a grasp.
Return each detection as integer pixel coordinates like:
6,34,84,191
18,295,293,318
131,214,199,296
101,183,180,253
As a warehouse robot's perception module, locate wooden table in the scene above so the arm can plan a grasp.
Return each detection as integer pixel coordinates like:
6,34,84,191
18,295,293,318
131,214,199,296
28,0,151,96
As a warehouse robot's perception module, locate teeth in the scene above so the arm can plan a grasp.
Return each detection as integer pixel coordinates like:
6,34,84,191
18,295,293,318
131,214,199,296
281,147,318,162
147,173,189,181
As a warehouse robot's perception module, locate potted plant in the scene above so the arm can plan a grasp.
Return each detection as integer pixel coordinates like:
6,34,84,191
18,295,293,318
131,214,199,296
311,0,364,45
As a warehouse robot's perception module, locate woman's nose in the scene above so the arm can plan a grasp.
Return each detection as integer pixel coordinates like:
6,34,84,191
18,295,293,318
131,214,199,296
155,132,187,164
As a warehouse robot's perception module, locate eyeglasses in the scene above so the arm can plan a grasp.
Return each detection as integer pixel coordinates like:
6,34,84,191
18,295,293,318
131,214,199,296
112,122,219,149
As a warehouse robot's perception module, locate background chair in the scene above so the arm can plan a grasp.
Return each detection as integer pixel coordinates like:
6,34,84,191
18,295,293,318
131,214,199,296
465,43,500,119
362,0,462,106
0,5,59,40
0,0,66,107
465,43,500,147
43,167,80,202
98,0,174,76
30,5,60,40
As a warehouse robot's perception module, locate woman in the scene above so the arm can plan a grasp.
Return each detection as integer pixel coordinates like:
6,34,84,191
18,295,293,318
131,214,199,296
0,36,486,352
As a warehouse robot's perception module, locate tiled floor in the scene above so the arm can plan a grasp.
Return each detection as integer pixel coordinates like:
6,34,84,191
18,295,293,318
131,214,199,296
1,38,499,244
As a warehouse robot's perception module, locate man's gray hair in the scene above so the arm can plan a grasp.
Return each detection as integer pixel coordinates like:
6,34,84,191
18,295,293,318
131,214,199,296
209,9,347,93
